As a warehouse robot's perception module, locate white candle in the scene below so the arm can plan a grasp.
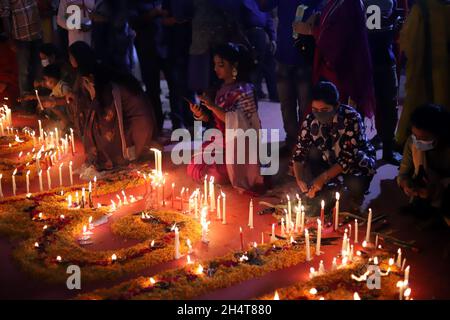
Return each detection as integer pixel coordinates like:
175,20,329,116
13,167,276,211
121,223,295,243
12,168,17,196
316,219,321,256
46,167,52,190
365,208,372,243
70,128,75,153
404,266,410,285
69,161,73,186
342,229,348,257
0,174,3,198
174,227,180,259
67,194,72,208
59,163,64,187
203,175,208,206
396,248,402,267
248,199,254,229
295,206,300,233
38,120,43,139
26,170,30,194
35,90,44,111
355,219,359,243
221,192,226,224
209,176,215,211
335,192,340,230
305,229,311,261
281,217,286,236
300,206,305,233
271,223,277,243
217,195,221,219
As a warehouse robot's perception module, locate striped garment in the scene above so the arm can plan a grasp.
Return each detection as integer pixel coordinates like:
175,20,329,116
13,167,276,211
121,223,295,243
0,0,42,41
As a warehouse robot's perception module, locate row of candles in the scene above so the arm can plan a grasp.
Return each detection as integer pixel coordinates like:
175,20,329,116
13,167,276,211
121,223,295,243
0,160,74,197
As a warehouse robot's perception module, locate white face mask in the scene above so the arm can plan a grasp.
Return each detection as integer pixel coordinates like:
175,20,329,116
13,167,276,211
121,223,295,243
412,134,435,152
41,59,50,67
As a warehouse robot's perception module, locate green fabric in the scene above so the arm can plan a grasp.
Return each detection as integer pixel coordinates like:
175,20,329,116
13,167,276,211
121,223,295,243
397,0,450,145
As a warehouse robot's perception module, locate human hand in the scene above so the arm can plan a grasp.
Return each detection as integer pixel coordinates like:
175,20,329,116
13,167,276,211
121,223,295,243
189,102,204,118
199,94,214,111
306,174,326,198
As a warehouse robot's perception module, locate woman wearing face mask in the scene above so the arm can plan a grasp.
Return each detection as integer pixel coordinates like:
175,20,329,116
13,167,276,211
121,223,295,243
293,81,376,211
398,104,450,220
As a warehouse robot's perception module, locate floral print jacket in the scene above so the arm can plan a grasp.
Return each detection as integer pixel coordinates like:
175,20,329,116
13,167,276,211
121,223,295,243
293,105,376,177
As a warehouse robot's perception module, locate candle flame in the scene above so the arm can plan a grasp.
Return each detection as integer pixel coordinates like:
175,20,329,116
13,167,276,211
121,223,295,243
111,254,117,261
309,288,318,295
195,264,204,275
149,277,156,285
12,168,17,175
404,288,411,298
321,200,325,209
336,192,340,201
56,256,62,262
353,292,361,300
273,291,280,300
34,242,39,248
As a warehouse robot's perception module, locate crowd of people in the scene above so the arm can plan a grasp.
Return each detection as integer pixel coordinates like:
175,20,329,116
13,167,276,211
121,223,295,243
0,0,448,220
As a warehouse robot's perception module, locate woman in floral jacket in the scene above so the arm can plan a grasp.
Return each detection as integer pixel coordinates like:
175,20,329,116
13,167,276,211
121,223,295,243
293,82,376,209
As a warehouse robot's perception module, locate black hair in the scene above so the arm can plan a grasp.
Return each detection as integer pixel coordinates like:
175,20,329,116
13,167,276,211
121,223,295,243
42,64,61,80
78,62,143,113
68,41,97,71
212,42,254,83
39,43,59,58
311,81,340,106
411,104,450,142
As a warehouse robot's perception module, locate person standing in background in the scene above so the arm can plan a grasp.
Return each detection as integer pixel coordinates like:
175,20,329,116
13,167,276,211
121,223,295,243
363,0,403,165
1,0,43,109
258,0,322,153
396,0,450,146
162,0,195,130
240,0,278,102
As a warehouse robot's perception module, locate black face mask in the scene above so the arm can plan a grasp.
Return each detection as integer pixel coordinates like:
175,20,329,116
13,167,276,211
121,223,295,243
313,110,336,124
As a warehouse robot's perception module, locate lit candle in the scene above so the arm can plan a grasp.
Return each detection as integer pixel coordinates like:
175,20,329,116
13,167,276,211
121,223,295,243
38,120,43,139
35,89,44,111
221,192,226,224
294,206,300,233
0,174,3,198
187,238,193,254
26,170,30,194
261,232,264,244
316,219,321,256
332,257,337,270
320,200,325,225
342,229,348,257
12,168,17,196
239,227,244,251
171,182,175,208
248,199,254,229
69,161,73,186
271,223,277,243
70,128,75,153
305,229,311,261
47,167,52,190
335,192,340,230
67,194,72,208
354,219,359,243
300,206,305,233
396,248,402,268
203,175,208,206
365,208,372,243
281,217,286,237
59,163,64,187
174,227,180,259
404,265,410,285
217,195,221,220
209,176,215,212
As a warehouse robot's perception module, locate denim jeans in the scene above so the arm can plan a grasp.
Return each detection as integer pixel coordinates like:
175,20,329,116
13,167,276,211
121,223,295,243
15,39,42,97
276,62,312,148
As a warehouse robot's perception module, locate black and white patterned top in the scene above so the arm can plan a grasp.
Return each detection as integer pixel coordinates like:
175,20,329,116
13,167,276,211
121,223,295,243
293,105,376,177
